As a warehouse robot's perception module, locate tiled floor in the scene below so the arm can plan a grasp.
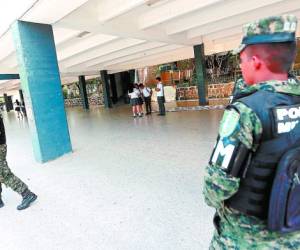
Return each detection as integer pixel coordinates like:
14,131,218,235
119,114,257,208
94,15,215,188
1,105,224,250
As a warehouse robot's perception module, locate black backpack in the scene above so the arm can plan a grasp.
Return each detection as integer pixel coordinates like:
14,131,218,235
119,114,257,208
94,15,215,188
268,147,300,233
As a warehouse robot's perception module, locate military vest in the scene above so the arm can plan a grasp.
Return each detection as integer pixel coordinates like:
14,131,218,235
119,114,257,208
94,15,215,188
226,90,300,219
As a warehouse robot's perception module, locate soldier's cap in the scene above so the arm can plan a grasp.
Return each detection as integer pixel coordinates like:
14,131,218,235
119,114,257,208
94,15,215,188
232,15,298,55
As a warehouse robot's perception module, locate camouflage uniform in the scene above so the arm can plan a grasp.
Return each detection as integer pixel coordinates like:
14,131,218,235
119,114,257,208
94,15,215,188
230,78,247,103
0,114,28,197
0,144,28,194
204,77,300,249
203,15,300,249
233,15,297,55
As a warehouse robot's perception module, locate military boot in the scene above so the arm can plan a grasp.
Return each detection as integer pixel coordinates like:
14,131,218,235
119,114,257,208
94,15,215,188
0,196,4,208
17,189,37,210
0,184,4,208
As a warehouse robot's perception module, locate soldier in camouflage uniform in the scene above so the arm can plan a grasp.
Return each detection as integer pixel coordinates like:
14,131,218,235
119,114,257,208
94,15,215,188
0,114,37,210
203,15,300,249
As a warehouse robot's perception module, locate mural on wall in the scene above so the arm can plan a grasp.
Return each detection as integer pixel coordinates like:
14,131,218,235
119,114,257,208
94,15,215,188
62,40,300,106
134,52,238,101
62,77,104,107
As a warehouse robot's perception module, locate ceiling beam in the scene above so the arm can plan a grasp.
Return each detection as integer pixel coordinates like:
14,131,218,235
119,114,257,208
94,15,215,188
97,0,146,23
203,26,241,42
0,74,19,80
187,1,300,39
20,0,90,24
60,38,146,69
91,44,185,69
166,0,286,35
56,33,117,61
53,27,82,45
0,32,15,62
83,42,167,68
0,0,36,37
139,0,222,30
60,71,99,78
106,47,194,71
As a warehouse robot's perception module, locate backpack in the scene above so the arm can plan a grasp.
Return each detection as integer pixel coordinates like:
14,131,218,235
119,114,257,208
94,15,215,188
268,147,300,233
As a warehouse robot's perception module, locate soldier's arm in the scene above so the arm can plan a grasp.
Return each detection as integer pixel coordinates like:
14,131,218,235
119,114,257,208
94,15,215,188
203,102,262,209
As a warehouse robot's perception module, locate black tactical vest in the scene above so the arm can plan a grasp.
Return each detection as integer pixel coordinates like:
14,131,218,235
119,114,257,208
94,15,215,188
226,90,300,219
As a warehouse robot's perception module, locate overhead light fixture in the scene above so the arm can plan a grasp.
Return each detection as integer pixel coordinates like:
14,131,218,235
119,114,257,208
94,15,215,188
146,0,165,7
76,31,91,38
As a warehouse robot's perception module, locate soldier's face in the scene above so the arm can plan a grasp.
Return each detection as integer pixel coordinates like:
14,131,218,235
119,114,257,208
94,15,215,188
240,51,255,85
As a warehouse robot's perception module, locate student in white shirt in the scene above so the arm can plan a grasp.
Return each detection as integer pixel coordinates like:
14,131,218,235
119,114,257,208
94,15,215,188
140,83,152,115
128,84,142,118
155,77,166,116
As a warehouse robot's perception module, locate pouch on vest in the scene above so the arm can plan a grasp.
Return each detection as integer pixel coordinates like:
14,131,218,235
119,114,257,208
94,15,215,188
268,147,300,233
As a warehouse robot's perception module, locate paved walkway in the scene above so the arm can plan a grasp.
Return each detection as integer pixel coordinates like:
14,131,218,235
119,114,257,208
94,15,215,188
1,106,223,250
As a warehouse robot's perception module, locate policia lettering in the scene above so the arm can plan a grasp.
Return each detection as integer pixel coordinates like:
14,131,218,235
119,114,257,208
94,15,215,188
274,104,300,134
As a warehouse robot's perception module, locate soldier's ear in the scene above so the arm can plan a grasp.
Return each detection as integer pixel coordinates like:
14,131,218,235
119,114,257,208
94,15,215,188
251,55,262,70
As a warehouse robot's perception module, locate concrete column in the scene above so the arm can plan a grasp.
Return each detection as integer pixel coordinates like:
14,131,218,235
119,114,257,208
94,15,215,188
12,20,72,163
19,89,27,116
109,74,118,104
100,70,112,108
129,69,135,85
194,44,207,105
3,94,13,112
120,72,130,104
78,75,89,110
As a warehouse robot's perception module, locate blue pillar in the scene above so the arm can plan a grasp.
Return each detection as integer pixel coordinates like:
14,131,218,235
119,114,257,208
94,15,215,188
194,44,207,105
12,21,72,163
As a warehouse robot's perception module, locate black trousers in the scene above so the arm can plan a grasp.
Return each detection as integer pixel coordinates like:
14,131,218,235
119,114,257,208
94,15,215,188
157,96,166,115
144,97,152,114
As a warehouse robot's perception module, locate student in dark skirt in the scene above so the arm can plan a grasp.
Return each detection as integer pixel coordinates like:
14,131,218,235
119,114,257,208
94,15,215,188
128,84,142,118
14,99,23,119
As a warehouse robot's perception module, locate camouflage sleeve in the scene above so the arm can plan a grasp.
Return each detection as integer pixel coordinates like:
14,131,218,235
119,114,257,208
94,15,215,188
203,102,263,209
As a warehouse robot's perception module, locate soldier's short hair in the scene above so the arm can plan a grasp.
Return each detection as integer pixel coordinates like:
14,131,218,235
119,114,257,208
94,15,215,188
244,42,297,73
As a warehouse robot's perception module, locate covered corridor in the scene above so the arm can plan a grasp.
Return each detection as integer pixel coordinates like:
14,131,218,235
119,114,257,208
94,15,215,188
1,106,222,250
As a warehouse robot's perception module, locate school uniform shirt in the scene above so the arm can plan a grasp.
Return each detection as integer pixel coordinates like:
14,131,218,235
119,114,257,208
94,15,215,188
156,82,164,97
129,88,140,99
142,87,152,98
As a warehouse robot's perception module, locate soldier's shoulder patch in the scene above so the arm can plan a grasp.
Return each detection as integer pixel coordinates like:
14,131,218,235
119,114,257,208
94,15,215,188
219,108,240,137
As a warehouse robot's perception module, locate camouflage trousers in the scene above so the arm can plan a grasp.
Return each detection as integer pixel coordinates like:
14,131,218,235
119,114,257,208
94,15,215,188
209,210,300,250
0,144,27,195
